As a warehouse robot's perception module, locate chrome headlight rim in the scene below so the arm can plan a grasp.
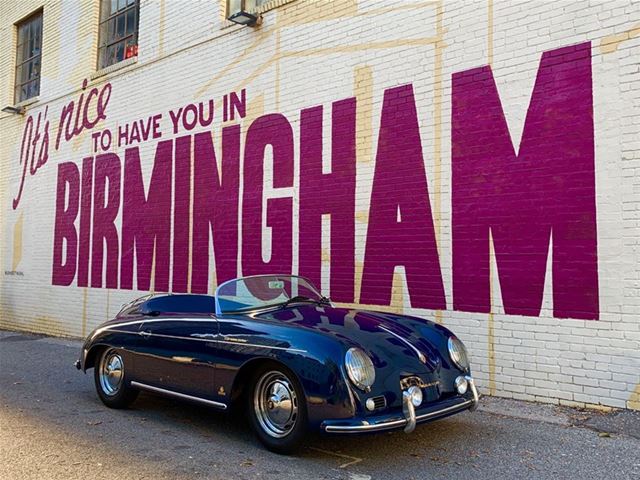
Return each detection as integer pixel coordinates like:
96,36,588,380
448,336,470,371
344,347,376,391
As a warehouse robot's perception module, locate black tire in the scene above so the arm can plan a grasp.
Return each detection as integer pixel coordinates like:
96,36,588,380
247,363,308,454
94,347,139,409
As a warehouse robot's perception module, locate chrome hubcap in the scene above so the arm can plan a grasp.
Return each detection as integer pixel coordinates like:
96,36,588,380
254,371,298,438
99,350,124,396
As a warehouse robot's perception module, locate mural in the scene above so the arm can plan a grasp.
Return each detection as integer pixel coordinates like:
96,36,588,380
10,42,598,321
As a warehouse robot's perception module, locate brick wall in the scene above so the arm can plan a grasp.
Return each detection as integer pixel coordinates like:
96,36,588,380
1,0,639,410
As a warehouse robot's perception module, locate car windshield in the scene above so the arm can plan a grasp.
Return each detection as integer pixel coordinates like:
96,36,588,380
215,275,323,314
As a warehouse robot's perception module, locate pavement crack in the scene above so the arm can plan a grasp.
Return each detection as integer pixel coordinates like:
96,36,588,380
308,446,364,469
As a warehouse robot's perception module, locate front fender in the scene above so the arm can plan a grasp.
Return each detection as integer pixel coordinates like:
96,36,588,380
228,329,356,429
279,339,355,429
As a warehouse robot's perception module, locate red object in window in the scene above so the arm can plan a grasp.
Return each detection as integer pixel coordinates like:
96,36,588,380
125,44,138,59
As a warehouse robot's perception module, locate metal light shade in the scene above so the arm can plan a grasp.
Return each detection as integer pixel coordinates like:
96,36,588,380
228,10,259,26
2,105,25,115
227,0,260,26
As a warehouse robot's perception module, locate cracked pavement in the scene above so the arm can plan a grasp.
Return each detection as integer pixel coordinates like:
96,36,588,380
1,329,639,479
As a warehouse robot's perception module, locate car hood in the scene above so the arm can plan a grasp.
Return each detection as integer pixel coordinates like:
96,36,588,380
257,304,458,374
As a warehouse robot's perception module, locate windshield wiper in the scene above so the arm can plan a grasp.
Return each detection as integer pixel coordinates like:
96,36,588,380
278,295,321,309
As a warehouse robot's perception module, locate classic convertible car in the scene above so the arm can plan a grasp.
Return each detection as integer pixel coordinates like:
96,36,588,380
76,275,478,453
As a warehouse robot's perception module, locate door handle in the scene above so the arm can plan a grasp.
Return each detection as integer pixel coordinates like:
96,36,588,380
139,330,152,339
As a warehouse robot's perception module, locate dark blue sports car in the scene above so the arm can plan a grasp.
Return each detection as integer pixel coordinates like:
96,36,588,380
76,275,478,453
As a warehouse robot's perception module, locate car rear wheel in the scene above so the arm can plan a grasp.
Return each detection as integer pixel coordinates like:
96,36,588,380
94,348,139,409
248,365,307,454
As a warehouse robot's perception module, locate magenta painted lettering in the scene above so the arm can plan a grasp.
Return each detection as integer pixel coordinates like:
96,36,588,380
50,42,598,320
451,42,598,320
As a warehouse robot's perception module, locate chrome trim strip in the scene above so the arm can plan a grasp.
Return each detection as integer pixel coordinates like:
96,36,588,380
340,366,358,414
91,317,217,339
325,418,407,433
415,399,473,421
131,381,227,409
324,399,473,433
378,326,427,364
191,333,217,339
218,340,307,353
104,329,205,341
137,331,215,343
94,315,304,340
105,328,306,353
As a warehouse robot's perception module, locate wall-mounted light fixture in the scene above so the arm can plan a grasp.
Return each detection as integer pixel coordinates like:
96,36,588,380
227,0,262,27
2,105,25,115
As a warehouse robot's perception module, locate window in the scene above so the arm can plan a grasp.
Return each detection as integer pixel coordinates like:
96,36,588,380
15,10,43,104
98,0,139,70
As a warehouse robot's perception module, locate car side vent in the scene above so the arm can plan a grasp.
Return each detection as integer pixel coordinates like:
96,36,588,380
371,395,386,409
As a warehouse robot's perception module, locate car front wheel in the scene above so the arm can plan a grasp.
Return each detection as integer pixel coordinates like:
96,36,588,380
94,347,139,408
248,365,307,454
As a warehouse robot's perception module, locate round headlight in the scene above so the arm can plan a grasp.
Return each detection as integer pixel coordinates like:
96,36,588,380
455,375,468,395
345,347,375,391
448,336,470,371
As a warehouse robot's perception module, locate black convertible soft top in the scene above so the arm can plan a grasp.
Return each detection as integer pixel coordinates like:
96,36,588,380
120,294,216,316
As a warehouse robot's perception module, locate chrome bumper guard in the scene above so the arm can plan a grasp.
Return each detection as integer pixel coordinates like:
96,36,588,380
466,375,479,411
403,389,417,433
324,375,479,434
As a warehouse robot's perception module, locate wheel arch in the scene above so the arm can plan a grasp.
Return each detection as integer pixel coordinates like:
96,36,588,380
229,357,297,409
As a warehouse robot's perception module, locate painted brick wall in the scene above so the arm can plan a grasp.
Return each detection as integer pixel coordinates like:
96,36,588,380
1,0,639,410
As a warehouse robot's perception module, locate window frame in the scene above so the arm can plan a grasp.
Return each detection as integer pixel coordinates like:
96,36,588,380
97,0,140,70
14,8,43,105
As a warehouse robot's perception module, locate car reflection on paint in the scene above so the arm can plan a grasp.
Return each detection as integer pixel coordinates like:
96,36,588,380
76,274,478,453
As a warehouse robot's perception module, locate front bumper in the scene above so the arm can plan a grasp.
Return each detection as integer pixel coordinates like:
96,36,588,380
322,376,479,433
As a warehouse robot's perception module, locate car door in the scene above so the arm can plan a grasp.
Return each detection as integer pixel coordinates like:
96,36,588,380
135,314,219,400
213,315,299,406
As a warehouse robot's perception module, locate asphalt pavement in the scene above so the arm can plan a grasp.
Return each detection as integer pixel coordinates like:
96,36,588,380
1,329,639,480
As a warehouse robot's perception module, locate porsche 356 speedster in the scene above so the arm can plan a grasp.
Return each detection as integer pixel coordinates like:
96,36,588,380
76,274,478,453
